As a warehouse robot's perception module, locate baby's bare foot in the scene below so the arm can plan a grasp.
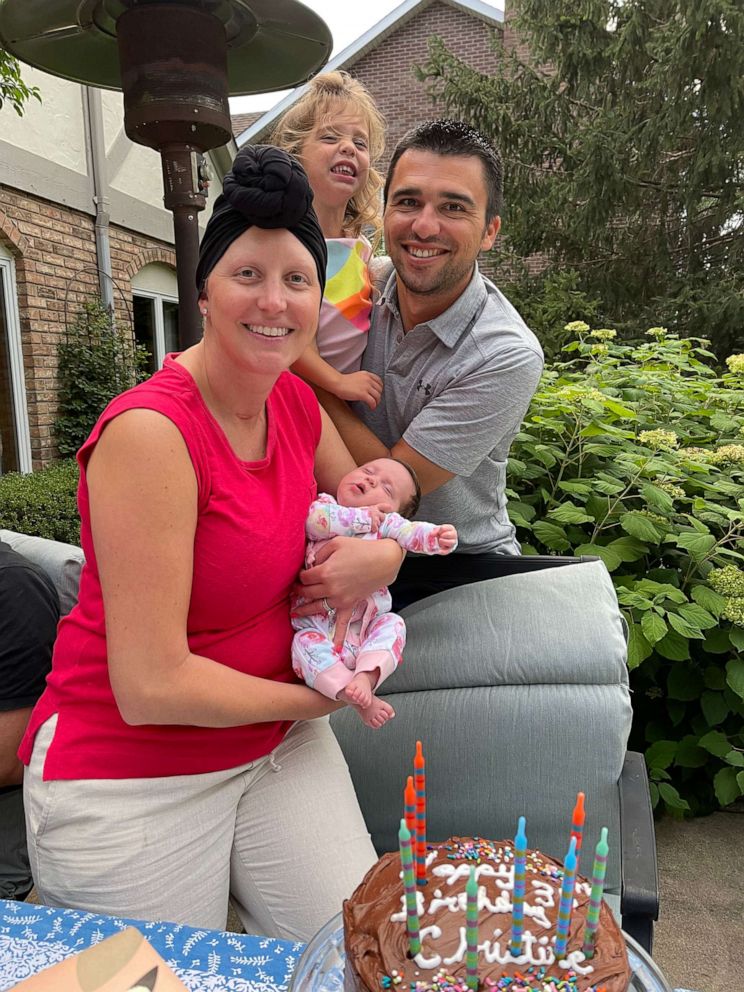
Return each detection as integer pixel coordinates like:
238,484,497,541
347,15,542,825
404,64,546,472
339,671,375,709
355,696,395,729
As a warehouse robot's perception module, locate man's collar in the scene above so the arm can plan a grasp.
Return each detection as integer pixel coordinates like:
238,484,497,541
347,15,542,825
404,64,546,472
377,265,486,345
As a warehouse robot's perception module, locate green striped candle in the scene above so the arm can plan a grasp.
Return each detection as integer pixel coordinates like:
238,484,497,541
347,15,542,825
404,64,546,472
466,866,479,990
398,818,421,956
582,827,609,958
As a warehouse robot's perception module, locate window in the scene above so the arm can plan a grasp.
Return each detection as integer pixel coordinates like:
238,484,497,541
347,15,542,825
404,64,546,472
0,250,32,474
132,264,179,373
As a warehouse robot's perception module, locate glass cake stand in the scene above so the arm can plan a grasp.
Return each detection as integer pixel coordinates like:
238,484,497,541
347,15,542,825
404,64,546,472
289,913,673,992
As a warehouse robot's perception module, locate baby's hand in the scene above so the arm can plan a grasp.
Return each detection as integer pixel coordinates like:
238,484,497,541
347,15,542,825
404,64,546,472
335,371,383,409
435,524,458,554
366,503,393,533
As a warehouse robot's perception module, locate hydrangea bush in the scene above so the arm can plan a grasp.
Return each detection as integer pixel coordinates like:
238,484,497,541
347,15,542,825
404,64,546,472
509,326,744,815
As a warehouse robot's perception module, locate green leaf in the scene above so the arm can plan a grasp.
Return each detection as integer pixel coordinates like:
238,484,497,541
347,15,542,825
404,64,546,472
700,690,730,727
645,740,677,769
616,589,655,610
641,483,674,512
534,445,558,467
674,739,709,768
675,602,718,630
690,584,728,616
656,629,691,661
620,512,662,542
658,783,690,811
668,612,704,640
649,782,660,808
704,665,727,690
547,502,594,524
738,771,744,793
558,480,594,496
714,767,743,807
532,520,571,552
731,628,744,652
574,542,622,571
675,531,717,560
725,750,744,768
641,612,668,645
592,478,625,495
626,623,653,670
726,658,744,700
507,500,537,523
698,730,731,759
607,535,648,562
703,629,734,655
667,662,704,700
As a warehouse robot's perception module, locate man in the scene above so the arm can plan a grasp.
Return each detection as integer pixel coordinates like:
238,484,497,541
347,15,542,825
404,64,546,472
0,537,59,899
317,120,543,607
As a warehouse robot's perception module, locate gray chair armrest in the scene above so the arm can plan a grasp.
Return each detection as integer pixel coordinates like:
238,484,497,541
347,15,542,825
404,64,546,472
619,750,659,952
0,529,84,616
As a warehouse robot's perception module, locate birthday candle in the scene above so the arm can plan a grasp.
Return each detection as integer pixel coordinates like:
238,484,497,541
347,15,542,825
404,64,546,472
466,865,479,990
414,741,427,886
509,816,528,956
570,792,586,866
582,827,609,958
554,835,578,958
398,818,421,956
404,775,417,837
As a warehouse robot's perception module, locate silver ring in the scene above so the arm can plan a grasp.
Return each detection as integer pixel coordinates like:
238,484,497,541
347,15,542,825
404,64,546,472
322,597,336,619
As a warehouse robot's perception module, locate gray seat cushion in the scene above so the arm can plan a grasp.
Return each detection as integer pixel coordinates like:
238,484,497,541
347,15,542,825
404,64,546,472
0,530,84,617
331,559,631,895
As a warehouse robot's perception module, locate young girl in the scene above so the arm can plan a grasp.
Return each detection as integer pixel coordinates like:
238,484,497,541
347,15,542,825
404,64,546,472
272,71,386,410
291,458,458,730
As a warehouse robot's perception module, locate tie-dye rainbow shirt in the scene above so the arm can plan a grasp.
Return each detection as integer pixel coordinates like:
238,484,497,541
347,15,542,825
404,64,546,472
317,236,373,374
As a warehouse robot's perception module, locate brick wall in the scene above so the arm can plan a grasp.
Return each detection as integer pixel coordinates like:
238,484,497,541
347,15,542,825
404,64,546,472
345,1,537,281
349,1,504,174
0,185,175,468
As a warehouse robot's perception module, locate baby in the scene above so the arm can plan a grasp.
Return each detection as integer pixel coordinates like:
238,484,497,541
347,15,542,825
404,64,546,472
291,458,457,728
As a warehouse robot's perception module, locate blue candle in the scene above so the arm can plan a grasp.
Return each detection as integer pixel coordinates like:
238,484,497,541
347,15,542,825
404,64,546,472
554,835,578,958
510,816,527,956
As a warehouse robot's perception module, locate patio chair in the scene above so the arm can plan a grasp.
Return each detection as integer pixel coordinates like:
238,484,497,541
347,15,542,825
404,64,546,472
330,557,659,952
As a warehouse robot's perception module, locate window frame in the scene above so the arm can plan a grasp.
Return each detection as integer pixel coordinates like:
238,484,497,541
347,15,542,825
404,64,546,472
132,288,179,370
0,254,32,473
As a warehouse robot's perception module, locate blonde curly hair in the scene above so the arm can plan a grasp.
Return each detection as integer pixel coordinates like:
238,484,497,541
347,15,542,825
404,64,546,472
271,71,385,239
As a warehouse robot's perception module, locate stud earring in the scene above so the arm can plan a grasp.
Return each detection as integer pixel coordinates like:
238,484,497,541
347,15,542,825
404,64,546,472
201,308,208,316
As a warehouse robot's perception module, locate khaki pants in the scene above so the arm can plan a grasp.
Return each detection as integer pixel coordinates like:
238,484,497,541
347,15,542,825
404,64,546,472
24,715,376,940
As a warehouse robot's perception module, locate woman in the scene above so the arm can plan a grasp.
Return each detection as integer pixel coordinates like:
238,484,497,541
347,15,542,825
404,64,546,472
19,146,403,940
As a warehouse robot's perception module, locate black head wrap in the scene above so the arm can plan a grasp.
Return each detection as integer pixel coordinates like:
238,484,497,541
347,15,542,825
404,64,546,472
195,144,327,296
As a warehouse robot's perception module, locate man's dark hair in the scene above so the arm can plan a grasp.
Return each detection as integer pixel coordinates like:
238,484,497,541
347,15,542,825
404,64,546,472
392,458,422,519
384,119,503,222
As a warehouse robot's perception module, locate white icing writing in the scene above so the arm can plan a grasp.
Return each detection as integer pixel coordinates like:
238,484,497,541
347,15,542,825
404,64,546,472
433,862,514,891
410,927,595,973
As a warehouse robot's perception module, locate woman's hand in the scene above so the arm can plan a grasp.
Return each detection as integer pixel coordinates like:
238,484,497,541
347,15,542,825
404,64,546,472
294,535,404,614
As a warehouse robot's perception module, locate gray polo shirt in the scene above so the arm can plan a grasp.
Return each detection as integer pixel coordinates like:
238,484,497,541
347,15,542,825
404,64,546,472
356,261,543,554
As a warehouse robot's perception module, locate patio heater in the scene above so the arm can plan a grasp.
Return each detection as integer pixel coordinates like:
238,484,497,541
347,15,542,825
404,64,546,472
0,0,332,349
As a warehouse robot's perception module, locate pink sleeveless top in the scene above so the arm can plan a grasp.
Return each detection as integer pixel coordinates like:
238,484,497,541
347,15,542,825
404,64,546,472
19,357,320,779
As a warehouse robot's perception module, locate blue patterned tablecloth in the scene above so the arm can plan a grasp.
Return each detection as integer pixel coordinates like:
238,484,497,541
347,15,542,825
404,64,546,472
0,899,304,991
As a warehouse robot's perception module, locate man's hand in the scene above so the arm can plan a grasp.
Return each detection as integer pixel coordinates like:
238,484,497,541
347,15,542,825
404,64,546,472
334,371,383,410
434,524,458,554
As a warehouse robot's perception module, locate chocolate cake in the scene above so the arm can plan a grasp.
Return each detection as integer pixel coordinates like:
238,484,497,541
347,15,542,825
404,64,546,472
343,837,631,992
